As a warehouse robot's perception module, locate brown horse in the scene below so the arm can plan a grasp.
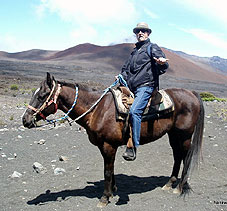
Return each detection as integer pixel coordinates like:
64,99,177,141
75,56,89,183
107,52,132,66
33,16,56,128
22,73,204,207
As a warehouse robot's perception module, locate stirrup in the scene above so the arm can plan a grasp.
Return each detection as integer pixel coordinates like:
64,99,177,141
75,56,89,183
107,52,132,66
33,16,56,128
122,147,136,161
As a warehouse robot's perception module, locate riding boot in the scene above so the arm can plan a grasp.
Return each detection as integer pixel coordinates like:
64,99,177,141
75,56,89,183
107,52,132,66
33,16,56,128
122,147,137,161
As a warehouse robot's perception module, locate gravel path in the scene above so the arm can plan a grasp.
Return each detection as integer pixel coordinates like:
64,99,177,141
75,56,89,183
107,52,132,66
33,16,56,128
0,94,227,211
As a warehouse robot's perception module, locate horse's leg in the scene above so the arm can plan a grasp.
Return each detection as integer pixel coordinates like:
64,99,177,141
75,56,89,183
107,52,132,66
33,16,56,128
162,130,183,191
112,173,117,192
173,139,191,194
97,142,117,208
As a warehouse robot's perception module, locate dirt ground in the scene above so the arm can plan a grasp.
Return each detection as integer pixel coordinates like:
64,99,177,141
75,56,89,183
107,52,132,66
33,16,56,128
0,85,227,211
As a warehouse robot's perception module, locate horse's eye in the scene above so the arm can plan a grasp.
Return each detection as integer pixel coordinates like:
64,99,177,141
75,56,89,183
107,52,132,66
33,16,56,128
37,96,43,101
38,94,47,101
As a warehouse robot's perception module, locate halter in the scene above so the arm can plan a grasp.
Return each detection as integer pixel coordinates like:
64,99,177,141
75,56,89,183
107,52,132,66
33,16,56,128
28,80,61,120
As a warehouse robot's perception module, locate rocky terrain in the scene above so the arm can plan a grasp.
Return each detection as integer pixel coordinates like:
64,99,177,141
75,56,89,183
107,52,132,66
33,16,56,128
0,75,227,211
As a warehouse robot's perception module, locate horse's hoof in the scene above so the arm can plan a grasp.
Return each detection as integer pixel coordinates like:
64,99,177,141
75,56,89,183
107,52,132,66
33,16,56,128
173,188,181,194
97,201,108,208
162,185,172,191
112,185,118,192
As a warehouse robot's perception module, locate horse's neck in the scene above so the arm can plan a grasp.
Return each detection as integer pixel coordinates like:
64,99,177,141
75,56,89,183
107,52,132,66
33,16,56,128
59,85,99,122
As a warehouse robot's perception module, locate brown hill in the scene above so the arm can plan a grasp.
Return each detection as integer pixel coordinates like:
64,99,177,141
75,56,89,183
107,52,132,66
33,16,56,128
169,50,227,75
0,43,226,84
162,49,227,84
50,43,104,58
46,43,135,70
0,49,56,60
47,43,227,84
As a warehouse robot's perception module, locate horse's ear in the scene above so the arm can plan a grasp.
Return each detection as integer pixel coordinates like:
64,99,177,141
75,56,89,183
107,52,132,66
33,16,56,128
52,75,56,83
46,72,56,89
46,72,52,88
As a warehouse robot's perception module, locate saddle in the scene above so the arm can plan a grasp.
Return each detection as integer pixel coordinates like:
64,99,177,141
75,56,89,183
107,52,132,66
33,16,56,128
110,86,174,121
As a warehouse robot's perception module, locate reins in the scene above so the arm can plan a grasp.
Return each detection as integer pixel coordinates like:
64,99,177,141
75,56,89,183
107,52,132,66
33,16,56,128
46,86,79,126
70,74,128,124
29,74,128,128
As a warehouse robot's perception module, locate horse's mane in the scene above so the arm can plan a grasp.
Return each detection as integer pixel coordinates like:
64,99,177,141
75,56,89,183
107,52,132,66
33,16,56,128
58,80,99,92
58,80,104,106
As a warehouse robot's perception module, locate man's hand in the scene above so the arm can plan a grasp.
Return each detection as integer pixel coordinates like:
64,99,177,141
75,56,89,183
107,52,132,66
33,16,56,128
115,75,119,81
153,57,169,65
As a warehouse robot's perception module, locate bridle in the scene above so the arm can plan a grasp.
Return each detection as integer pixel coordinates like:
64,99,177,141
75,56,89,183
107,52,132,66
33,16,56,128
28,80,61,120
25,74,128,127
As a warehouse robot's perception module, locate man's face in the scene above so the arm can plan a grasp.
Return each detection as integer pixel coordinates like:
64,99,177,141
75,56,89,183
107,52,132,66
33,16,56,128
135,29,150,42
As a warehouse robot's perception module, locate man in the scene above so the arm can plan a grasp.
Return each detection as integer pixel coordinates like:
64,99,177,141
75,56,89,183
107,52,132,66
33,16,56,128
119,22,169,161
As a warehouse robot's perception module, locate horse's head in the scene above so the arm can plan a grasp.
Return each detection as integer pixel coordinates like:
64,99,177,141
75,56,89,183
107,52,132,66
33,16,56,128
22,73,61,128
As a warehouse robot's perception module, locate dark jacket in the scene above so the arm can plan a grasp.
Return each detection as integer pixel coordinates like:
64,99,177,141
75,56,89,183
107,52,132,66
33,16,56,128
121,38,169,92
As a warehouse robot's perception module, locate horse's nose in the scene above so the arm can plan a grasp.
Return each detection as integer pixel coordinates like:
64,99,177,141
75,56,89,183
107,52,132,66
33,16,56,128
22,113,35,128
22,115,29,128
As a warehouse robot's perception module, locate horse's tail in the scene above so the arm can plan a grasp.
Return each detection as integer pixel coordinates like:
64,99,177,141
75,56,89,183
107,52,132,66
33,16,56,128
180,91,205,195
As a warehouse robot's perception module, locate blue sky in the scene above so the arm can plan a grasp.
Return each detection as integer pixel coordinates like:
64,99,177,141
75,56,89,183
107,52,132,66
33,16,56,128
0,0,227,58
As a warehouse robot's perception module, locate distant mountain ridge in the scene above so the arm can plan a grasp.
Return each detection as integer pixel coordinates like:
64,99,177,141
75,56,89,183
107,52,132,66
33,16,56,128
0,43,226,84
209,56,227,72
0,49,57,61
167,49,227,75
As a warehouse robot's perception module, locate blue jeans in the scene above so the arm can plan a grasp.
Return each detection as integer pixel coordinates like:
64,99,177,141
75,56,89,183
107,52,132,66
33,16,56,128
129,86,154,147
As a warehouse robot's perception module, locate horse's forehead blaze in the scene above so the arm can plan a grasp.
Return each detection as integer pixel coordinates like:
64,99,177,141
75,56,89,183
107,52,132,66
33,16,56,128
34,88,40,96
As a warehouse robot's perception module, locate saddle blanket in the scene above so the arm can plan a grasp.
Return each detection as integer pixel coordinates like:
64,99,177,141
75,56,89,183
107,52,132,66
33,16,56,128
110,86,174,121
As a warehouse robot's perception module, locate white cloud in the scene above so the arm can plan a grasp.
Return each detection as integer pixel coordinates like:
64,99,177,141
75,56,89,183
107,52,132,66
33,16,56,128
35,0,139,46
70,26,98,45
70,27,137,46
144,8,159,19
173,0,227,26
181,28,227,50
36,0,138,45
37,0,137,25
0,34,31,52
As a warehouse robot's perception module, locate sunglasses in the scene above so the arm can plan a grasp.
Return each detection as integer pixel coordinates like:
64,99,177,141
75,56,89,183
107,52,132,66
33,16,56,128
135,28,149,34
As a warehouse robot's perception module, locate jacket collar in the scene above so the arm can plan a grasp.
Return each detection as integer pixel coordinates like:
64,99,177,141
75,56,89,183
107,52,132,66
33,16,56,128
135,38,150,49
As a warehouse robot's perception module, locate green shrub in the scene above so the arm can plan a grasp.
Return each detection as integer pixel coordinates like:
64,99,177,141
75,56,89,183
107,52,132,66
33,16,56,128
200,92,215,99
10,84,19,91
200,92,227,102
31,88,37,92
